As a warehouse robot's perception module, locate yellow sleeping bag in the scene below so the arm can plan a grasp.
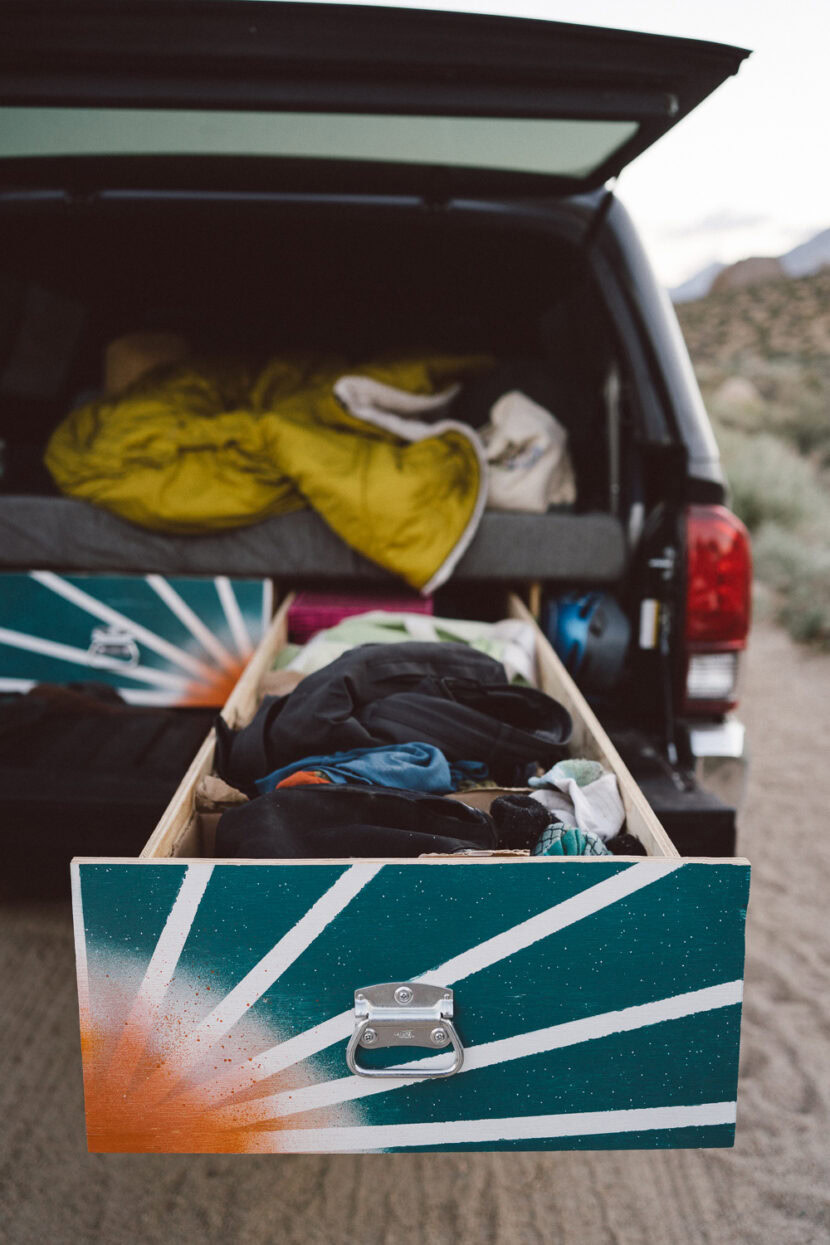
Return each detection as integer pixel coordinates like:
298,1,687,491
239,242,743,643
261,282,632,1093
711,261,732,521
45,354,489,593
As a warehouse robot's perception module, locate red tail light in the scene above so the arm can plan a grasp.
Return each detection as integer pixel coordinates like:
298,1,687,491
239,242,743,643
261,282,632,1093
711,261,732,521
684,504,752,714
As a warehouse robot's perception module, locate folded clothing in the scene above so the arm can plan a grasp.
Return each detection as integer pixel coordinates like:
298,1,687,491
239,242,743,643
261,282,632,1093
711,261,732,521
280,611,539,685
216,784,498,859
529,758,625,842
489,793,552,850
256,741,487,796
216,641,571,793
275,770,331,788
606,832,647,856
195,775,250,811
532,825,611,857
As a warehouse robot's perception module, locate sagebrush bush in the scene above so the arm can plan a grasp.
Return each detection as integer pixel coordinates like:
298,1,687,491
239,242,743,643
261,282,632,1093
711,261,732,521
753,521,830,587
714,424,826,532
720,464,830,648
698,352,830,462
677,267,830,649
775,396,830,462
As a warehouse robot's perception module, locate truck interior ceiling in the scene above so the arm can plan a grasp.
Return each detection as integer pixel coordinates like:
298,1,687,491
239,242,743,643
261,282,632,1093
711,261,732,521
0,186,629,513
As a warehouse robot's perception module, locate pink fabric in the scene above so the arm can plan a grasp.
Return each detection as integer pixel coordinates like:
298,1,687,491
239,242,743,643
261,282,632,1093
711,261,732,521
288,591,433,644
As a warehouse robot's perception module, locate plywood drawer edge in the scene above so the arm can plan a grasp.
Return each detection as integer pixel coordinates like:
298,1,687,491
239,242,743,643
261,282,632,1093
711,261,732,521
140,592,293,859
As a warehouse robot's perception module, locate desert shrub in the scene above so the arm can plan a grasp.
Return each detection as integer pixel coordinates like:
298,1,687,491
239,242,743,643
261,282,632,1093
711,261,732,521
753,520,830,587
713,426,830,648
714,425,825,531
678,267,830,649
701,357,830,458
774,394,830,461
751,522,830,648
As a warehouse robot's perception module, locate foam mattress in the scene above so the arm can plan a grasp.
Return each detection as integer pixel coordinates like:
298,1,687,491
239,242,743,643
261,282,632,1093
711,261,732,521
0,496,626,583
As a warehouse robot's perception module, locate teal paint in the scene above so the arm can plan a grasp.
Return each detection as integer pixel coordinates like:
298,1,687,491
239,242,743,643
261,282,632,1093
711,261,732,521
395,1124,735,1152
82,861,190,966
175,865,353,999
271,860,622,1022
453,862,751,1045
0,571,270,703
366,1007,743,1124
73,858,750,1154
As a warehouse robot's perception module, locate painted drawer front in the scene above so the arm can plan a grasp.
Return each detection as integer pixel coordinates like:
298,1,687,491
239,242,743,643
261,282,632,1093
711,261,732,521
0,572,272,705
72,857,749,1154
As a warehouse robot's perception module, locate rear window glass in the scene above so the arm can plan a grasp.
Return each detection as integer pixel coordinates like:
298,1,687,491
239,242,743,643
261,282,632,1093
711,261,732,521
0,108,637,179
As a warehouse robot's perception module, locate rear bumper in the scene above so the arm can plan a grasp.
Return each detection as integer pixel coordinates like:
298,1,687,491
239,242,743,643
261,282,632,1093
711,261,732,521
688,717,748,811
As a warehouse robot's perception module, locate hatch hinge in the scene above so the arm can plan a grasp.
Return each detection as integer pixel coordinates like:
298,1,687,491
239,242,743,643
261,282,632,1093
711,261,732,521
581,179,617,255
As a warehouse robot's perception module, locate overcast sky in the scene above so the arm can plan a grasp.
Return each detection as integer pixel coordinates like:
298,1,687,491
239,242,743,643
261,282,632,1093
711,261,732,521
291,0,830,286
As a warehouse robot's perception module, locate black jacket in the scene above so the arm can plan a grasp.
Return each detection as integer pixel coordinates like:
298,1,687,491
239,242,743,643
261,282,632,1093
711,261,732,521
214,641,572,791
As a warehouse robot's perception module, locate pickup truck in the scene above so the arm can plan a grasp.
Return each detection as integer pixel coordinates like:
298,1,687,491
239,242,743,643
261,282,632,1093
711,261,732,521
0,3,752,1157
0,2,752,861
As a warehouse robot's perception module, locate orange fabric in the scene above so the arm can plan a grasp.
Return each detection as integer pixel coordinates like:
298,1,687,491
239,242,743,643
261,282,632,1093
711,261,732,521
275,770,331,789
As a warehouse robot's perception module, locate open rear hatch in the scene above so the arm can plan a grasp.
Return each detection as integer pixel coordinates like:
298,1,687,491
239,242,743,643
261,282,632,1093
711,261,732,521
0,1,748,196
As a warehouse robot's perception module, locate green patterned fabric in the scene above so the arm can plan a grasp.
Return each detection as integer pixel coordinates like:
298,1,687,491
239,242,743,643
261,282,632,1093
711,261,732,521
532,824,611,856
275,611,537,683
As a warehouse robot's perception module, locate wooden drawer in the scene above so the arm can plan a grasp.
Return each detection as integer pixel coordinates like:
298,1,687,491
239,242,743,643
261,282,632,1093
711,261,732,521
71,594,750,1154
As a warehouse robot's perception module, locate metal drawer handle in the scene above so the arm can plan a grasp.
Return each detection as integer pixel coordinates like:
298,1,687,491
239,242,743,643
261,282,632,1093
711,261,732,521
346,983,464,1079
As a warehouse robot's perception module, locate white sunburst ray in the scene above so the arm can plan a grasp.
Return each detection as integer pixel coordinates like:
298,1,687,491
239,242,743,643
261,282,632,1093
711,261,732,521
144,574,239,675
28,570,220,685
0,626,192,691
211,978,743,1131
261,579,274,637
215,576,254,661
245,1101,738,1154
0,680,181,703
177,858,685,1113
106,863,216,1087
0,678,36,693
109,687,198,706
137,863,384,1106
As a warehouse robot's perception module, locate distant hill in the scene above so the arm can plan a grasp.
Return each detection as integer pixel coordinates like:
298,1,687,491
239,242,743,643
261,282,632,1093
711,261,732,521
670,226,830,303
676,266,830,365
782,227,830,278
669,261,725,304
710,256,785,294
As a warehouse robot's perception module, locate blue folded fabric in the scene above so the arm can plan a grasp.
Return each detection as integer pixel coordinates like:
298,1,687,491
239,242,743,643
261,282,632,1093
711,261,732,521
255,741,488,795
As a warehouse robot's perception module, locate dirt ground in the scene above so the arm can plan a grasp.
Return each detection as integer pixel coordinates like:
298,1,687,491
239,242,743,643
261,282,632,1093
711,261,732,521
1,619,829,1245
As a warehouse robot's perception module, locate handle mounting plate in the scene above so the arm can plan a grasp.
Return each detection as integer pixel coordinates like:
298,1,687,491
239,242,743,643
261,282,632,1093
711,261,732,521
346,982,463,1079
